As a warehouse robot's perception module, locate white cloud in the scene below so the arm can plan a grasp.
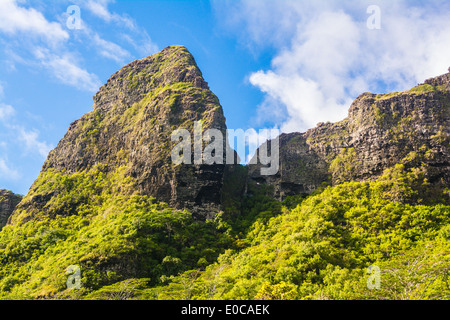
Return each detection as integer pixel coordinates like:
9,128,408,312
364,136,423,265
72,23,136,64
34,48,101,92
84,0,136,29
0,104,53,160
121,32,159,58
249,10,361,132
0,1,159,92
0,0,68,44
92,33,130,63
216,0,450,133
0,1,101,92
0,158,20,181
16,126,53,159
0,104,15,121
73,3,158,62
81,0,159,58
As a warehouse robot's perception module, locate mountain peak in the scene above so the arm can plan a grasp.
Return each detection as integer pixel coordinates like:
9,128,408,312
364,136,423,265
93,45,209,113
11,45,229,224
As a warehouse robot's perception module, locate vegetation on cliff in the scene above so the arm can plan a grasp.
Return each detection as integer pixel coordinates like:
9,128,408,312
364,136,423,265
0,168,233,299
0,163,449,300
0,47,449,300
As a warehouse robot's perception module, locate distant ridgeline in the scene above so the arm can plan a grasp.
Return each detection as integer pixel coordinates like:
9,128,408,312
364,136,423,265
0,46,449,300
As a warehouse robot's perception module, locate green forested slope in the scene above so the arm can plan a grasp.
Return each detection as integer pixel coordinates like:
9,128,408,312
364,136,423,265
147,164,450,300
1,47,449,301
0,166,233,299
1,163,449,300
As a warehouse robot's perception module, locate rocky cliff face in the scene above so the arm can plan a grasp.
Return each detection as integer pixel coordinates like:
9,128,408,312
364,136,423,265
249,69,450,200
0,190,22,229
11,46,232,224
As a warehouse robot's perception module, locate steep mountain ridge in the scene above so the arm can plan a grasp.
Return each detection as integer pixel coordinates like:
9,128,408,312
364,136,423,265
249,69,450,200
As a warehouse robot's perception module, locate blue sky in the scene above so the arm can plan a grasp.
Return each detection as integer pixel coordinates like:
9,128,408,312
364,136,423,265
0,0,449,195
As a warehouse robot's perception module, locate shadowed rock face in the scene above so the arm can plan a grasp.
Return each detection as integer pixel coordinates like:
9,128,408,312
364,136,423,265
249,69,450,200
0,190,22,229
11,46,233,223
